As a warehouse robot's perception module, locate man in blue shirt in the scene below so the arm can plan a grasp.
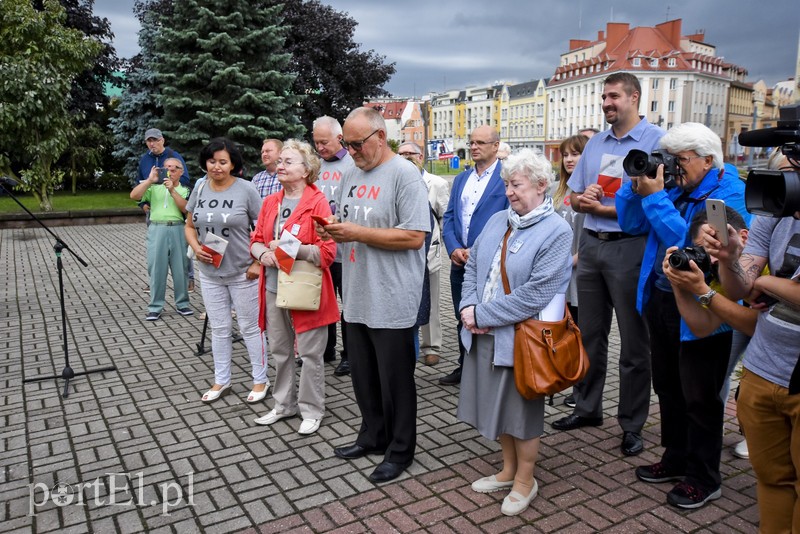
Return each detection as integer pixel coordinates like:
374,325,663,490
251,139,283,199
552,73,665,457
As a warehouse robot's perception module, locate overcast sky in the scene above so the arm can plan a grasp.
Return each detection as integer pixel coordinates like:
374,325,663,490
94,0,799,98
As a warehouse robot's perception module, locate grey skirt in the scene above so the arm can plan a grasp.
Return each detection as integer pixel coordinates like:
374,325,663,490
457,335,545,441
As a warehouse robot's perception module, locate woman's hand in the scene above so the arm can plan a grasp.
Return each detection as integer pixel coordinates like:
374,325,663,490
195,246,213,265
461,306,490,334
259,249,277,268
246,261,260,280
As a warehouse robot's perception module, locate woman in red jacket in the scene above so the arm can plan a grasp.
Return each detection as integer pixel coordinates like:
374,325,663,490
250,140,339,435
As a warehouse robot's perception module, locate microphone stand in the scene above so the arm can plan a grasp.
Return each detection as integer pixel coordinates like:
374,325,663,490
1,180,117,397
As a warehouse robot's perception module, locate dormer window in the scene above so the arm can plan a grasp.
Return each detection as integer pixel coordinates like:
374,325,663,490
650,58,658,68
632,57,641,67
667,57,677,67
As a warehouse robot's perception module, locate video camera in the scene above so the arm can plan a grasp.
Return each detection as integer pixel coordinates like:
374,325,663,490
622,150,679,188
739,103,800,217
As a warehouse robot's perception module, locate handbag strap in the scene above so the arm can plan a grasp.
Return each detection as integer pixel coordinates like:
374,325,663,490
500,226,513,295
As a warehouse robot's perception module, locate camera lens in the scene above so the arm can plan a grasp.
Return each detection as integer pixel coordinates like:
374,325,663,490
623,149,652,177
668,251,690,271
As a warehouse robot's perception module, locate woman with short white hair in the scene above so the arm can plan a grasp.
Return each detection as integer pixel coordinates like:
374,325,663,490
617,122,751,509
457,148,572,516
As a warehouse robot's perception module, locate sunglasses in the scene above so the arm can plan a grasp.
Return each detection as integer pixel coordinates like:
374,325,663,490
343,129,379,151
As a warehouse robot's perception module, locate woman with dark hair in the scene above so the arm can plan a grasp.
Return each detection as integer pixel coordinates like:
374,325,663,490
553,134,588,408
185,138,268,404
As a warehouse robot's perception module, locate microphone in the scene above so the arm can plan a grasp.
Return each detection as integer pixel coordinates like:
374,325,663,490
739,127,800,147
0,176,19,187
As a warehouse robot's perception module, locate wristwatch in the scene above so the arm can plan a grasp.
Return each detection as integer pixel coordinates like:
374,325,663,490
698,289,717,308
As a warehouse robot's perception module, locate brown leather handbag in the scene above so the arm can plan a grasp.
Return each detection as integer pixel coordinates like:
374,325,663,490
499,227,589,400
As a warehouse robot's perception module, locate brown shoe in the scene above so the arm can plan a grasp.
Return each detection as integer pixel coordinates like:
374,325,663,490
423,353,440,366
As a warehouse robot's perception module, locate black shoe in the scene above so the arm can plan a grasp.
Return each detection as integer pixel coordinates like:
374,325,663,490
333,443,384,460
563,394,576,408
551,414,603,431
438,368,461,385
145,311,161,321
323,352,336,363
635,462,684,484
334,359,350,376
369,460,412,483
177,307,193,316
667,481,721,509
621,431,644,456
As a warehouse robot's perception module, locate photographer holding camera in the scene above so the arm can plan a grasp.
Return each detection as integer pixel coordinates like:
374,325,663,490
616,122,750,509
702,146,800,532
130,158,192,321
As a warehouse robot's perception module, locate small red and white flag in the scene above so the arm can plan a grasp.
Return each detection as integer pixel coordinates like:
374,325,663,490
274,229,301,274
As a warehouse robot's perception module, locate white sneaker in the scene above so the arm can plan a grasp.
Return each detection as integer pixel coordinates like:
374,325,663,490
734,439,749,459
254,409,296,426
298,418,321,435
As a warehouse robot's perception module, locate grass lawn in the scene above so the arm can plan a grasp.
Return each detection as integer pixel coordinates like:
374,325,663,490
0,191,138,214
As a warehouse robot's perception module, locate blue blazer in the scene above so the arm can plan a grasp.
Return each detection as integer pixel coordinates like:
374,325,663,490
442,162,508,264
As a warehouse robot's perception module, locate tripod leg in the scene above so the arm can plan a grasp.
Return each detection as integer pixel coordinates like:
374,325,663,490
195,314,211,356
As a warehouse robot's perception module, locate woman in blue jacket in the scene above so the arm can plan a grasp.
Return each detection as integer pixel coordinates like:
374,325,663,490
616,122,750,510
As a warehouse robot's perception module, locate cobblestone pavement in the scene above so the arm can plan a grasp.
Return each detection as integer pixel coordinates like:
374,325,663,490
1,223,758,533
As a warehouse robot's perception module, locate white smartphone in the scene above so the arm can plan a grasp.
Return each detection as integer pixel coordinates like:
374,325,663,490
705,199,728,246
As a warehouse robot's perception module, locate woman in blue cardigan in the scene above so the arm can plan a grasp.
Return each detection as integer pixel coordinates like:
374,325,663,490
616,122,750,510
457,148,572,516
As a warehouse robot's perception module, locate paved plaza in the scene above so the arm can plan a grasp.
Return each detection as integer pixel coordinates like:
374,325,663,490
1,222,759,533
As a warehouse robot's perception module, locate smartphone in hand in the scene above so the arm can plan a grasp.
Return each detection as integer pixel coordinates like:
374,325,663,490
705,199,728,246
155,167,169,184
311,214,331,226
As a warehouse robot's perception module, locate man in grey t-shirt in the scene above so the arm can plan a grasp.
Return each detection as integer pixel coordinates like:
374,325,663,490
319,107,429,484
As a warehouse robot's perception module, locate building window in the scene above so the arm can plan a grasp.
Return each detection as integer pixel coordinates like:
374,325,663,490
632,57,641,67
651,101,658,112
667,57,676,67
650,58,658,68
670,78,678,90
668,100,675,112
652,78,659,90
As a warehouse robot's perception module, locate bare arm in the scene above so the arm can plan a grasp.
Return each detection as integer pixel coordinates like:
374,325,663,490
752,275,800,308
131,167,157,200
322,222,425,251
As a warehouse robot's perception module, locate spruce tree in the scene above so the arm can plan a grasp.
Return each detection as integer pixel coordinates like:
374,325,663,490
109,1,165,183
154,0,303,177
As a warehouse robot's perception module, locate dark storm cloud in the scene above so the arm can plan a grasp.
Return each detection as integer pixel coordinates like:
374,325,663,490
94,0,798,97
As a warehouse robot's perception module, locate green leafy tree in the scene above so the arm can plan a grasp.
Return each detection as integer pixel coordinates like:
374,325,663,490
55,0,121,193
153,0,304,177
277,0,396,132
0,0,101,210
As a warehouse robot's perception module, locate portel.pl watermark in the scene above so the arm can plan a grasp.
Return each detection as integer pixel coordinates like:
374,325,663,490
29,472,195,516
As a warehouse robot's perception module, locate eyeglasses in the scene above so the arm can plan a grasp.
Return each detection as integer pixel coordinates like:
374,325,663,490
398,151,419,157
675,155,705,166
343,130,379,151
469,140,495,146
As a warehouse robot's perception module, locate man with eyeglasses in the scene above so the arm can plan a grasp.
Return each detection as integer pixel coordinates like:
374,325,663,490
552,73,664,458
313,116,355,375
318,107,430,483
440,125,509,386
251,138,283,199
130,158,192,321
399,142,450,366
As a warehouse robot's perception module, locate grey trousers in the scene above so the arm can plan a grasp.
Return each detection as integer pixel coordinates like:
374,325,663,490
266,291,328,420
572,232,651,433
420,267,442,355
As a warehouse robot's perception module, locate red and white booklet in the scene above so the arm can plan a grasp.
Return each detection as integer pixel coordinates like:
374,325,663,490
201,233,228,268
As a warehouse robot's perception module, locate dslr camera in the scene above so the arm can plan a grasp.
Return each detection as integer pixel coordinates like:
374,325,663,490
668,245,711,273
622,150,679,188
739,103,800,217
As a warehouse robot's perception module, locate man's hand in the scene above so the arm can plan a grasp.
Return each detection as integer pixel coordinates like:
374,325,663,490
450,248,469,267
323,221,362,243
699,223,742,266
576,184,604,213
663,246,709,294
